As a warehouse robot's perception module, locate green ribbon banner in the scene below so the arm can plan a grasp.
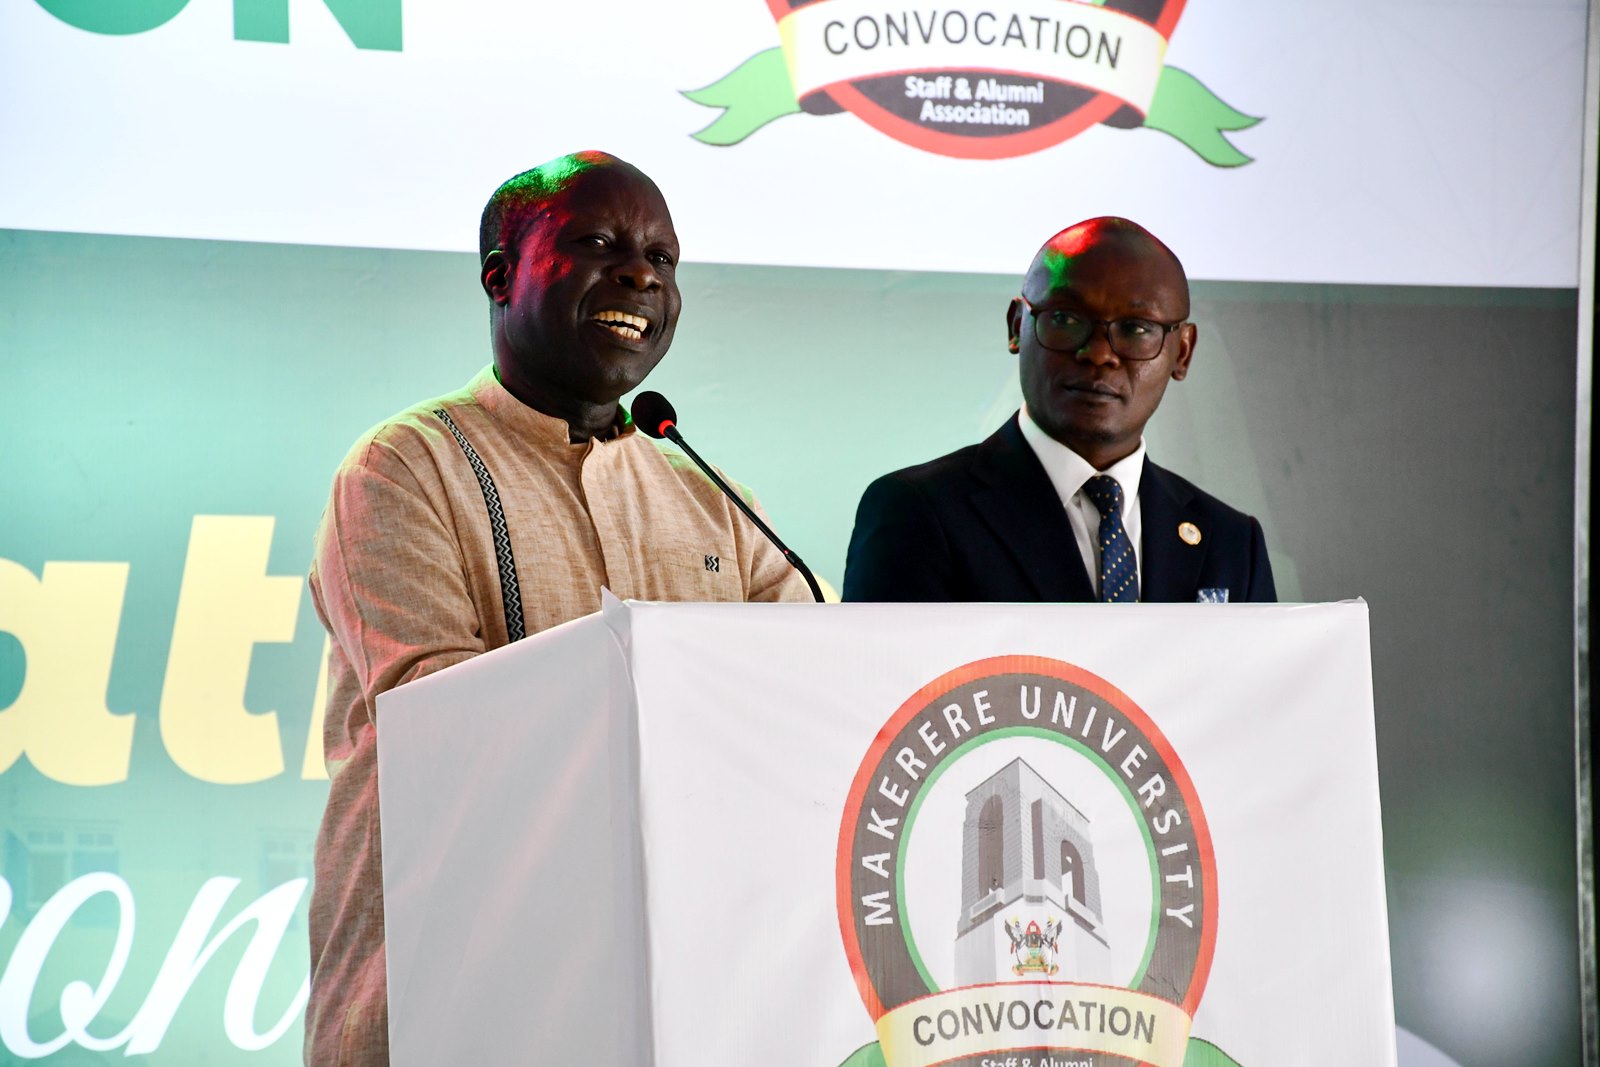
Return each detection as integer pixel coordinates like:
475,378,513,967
1143,66,1261,167
683,48,802,147
684,48,1259,167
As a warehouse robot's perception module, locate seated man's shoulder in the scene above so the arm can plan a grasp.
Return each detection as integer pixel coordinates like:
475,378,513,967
1146,462,1263,529
866,440,986,496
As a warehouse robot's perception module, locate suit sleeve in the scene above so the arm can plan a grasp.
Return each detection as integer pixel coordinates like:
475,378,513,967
1245,516,1277,603
843,473,958,602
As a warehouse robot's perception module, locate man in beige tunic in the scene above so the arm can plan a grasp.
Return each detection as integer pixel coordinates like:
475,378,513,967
303,151,810,1066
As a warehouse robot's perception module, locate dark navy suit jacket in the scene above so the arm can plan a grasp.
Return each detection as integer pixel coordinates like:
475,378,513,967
842,415,1276,603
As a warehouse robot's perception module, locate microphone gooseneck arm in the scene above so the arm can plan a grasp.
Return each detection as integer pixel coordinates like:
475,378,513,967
659,423,826,604
630,391,825,604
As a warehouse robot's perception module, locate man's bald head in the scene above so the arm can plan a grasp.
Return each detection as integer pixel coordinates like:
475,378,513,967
478,150,642,265
1024,217,1190,320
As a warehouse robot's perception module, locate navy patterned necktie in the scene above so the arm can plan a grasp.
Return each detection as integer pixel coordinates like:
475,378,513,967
1083,474,1139,603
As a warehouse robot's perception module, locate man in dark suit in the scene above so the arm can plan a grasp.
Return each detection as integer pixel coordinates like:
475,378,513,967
843,217,1275,604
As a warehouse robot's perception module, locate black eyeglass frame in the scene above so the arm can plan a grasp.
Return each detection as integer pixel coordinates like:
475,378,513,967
1017,295,1187,362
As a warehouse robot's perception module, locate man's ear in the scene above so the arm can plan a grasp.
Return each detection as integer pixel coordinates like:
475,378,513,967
1170,321,1197,381
481,250,511,305
1005,298,1025,354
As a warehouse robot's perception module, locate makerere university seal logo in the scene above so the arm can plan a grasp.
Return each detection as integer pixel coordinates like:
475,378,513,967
834,655,1223,1067
687,1,1258,165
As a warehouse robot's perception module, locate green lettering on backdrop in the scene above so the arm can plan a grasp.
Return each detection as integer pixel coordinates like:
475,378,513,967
231,0,288,44
34,0,190,35
33,0,402,50
233,0,402,51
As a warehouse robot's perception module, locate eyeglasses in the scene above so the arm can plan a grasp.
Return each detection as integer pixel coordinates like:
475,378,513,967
1018,296,1185,361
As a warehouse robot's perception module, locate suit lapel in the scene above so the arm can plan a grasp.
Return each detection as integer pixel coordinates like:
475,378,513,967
1139,460,1204,603
969,417,1096,601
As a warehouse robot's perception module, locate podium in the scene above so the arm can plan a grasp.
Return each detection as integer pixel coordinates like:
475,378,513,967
377,598,1396,1067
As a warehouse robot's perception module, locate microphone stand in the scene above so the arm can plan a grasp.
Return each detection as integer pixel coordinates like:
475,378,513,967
656,423,826,604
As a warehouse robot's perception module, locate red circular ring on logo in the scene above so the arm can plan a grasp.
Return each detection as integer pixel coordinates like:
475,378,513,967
835,654,1217,1021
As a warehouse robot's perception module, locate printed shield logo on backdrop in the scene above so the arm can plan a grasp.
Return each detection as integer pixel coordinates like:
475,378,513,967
836,655,1238,1067
687,0,1258,165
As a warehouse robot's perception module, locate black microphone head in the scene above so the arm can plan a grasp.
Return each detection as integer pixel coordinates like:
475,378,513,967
630,391,677,439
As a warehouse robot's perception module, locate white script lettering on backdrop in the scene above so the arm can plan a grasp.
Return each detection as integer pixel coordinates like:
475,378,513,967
0,874,309,1058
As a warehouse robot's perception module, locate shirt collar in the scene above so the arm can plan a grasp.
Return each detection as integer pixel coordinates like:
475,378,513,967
1017,404,1147,505
471,365,637,448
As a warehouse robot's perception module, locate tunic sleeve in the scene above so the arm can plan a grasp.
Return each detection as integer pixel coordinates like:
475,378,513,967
740,489,819,603
309,441,484,732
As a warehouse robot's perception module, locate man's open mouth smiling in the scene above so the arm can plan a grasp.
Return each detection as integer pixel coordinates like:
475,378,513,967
593,309,650,341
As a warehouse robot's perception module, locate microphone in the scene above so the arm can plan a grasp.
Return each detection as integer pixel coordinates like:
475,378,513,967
630,391,825,604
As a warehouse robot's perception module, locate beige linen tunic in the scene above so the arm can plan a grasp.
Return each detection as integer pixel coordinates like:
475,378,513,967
304,367,808,1066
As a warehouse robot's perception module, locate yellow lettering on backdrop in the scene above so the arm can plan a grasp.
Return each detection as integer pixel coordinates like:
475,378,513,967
0,559,134,785
300,637,330,780
158,516,301,784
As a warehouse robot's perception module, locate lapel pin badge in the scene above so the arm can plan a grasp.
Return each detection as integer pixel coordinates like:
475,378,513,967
1179,522,1202,546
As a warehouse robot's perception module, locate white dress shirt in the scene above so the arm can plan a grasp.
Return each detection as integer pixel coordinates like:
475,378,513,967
1017,404,1146,598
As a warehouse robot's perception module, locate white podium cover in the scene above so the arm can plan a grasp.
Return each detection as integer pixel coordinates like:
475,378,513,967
377,599,1394,1067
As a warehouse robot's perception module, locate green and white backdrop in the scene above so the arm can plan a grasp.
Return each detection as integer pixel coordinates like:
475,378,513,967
0,0,1595,1063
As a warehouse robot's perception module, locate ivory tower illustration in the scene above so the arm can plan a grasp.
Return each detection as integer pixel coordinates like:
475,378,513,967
954,758,1112,984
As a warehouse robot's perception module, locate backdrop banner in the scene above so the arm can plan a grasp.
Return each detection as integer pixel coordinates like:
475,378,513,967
0,0,1588,285
377,598,1396,1067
